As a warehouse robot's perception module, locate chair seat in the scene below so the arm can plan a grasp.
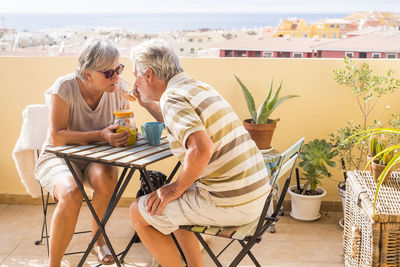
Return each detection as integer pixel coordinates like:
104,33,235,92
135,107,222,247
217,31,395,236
179,218,259,240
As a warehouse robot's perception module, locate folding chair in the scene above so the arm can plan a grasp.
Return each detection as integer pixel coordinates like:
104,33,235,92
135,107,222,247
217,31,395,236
179,138,304,267
12,104,91,257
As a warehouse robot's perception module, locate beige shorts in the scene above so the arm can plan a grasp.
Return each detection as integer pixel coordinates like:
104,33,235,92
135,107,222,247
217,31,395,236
34,156,93,198
138,185,266,235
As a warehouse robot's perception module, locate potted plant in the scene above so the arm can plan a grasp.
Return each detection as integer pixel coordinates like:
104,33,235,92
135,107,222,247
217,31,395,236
347,128,399,216
288,139,338,221
368,137,394,183
330,57,400,215
235,74,299,150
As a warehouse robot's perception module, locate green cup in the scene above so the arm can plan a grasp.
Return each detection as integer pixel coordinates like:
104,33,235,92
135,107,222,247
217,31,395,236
141,122,165,146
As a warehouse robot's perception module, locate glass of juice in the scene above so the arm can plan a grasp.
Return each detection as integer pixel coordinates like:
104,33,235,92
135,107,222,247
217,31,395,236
113,110,136,146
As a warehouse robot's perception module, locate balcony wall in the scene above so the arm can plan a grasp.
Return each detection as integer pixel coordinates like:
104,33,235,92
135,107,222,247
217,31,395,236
1,57,400,203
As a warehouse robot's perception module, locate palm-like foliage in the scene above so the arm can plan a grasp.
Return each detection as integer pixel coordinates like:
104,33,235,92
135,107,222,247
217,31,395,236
347,128,400,216
235,74,299,124
298,139,338,194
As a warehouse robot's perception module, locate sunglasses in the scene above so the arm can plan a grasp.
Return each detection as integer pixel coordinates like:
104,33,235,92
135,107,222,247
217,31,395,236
98,63,124,79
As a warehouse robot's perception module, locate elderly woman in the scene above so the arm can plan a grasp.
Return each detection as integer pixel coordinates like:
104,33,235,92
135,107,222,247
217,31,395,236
35,38,129,266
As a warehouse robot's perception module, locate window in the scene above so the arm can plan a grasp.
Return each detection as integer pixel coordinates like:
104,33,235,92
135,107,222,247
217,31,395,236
302,34,308,38
330,24,335,28
188,38,193,42
322,34,326,38
332,33,337,38
345,52,354,58
372,53,380,58
293,53,303,58
198,39,203,43
237,50,246,57
283,52,290,58
190,48,195,54
180,48,184,52
225,50,232,57
263,51,273,58
339,24,345,29
387,54,397,59
255,51,261,57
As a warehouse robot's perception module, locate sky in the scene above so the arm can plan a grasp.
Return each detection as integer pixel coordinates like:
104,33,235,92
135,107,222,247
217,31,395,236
0,0,399,14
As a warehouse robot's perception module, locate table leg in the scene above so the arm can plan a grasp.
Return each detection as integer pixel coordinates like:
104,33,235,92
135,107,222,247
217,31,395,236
166,161,181,183
119,162,187,266
64,158,135,267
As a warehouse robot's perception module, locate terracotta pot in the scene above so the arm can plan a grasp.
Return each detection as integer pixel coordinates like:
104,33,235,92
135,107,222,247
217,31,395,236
366,154,379,174
243,119,276,150
371,161,392,183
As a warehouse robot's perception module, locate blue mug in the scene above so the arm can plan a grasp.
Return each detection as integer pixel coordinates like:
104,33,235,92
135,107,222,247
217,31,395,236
141,122,165,146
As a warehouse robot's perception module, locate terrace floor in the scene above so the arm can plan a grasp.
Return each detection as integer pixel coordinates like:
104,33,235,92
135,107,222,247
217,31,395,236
0,204,344,266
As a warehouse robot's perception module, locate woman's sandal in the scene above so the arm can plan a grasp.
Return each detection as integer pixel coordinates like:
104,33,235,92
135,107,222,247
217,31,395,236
91,244,115,265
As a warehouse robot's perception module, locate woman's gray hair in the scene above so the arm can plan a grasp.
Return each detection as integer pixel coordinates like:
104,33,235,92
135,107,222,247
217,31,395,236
76,38,120,80
132,39,183,82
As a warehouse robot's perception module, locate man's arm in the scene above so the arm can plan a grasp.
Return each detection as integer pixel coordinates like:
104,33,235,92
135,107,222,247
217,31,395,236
132,90,164,122
143,101,164,122
146,130,214,216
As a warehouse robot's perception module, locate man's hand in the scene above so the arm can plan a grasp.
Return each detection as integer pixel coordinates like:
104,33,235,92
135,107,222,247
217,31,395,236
101,124,129,147
132,84,164,122
145,183,182,216
132,86,147,107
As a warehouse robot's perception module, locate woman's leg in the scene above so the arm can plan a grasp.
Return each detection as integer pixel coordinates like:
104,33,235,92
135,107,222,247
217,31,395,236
87,163,118,263
48,176,84,267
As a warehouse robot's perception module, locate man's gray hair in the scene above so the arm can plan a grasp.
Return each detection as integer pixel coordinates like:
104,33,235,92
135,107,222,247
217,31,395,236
132,39,183,82
76,38,120,80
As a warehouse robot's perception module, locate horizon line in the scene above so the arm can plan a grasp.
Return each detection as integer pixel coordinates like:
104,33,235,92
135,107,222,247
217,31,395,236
0,10,384,15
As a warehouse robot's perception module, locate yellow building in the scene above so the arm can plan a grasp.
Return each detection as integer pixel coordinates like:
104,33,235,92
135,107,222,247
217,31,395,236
273,17,356,39
273,18,312,38
310,18,356,39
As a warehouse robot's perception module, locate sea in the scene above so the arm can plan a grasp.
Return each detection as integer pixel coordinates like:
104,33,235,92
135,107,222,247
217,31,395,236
0,13,348,32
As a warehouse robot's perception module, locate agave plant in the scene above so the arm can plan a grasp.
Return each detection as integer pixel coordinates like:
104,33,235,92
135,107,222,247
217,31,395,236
347,128,400,216
234,74,299,124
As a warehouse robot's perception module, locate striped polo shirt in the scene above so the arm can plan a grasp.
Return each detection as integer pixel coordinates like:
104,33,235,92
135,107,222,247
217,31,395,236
160,72,270,207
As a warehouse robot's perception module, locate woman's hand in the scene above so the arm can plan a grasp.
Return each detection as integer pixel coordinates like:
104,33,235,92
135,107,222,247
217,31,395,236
145,183,182,216
101,124,129,147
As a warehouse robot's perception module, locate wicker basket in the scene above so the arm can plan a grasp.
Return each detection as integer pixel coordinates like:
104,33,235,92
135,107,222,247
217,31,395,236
344,171,400,267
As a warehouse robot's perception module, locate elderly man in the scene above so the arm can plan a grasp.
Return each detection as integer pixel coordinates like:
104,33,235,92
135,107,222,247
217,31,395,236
129,39,270,267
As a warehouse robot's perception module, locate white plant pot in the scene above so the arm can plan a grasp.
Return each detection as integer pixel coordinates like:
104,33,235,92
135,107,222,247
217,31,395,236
288,185,326,221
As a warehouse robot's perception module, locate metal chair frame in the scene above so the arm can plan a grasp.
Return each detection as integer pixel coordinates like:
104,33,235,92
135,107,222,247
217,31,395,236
179,138,304,267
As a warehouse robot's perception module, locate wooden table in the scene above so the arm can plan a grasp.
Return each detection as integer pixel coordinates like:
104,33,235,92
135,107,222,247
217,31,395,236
45,135,181,266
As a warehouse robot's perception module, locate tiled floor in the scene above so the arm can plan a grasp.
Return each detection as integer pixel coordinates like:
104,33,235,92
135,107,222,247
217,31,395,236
0,204,344,266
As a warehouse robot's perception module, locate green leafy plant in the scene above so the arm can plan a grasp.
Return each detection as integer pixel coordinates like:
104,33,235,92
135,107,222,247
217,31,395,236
331,57,400,177
347,128,400,216
234,74,299,124
297,139,338,194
